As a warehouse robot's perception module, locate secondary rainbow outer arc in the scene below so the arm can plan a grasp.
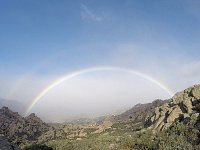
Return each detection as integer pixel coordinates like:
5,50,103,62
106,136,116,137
25,66,174,116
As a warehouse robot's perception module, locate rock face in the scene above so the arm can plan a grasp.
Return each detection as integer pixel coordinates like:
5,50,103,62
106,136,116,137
0,107,48,145
146,84,200,131
112,99,168,125
0,136,20,150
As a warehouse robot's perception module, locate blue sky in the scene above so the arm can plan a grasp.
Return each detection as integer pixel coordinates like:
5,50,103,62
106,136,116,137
1,0,199,74
0,0,200,120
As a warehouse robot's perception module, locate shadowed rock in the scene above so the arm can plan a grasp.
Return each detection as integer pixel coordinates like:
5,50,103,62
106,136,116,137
0,136,20,150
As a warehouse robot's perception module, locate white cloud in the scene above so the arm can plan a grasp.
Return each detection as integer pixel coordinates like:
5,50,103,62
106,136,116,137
80,4,103,22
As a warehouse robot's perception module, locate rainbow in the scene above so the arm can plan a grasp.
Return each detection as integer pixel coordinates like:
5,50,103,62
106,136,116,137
25,66,174,116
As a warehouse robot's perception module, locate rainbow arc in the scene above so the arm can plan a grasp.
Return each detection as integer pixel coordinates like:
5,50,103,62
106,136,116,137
25,66,174,116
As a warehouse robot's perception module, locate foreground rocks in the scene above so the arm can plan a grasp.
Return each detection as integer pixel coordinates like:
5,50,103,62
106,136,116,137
146,84,200,131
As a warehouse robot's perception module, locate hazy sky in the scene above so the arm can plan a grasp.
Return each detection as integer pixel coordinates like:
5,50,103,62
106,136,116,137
0,0,200,122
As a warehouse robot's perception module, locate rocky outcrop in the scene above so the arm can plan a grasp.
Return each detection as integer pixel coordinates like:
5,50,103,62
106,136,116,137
146,84,200,131
0,107,49,145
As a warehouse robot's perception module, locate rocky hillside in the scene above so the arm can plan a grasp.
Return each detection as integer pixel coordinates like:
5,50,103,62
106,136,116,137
145,84,200,131
0,107,49,145
111,99,168,124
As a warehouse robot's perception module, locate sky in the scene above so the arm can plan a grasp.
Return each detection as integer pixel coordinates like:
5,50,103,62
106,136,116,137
0,0,200,122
